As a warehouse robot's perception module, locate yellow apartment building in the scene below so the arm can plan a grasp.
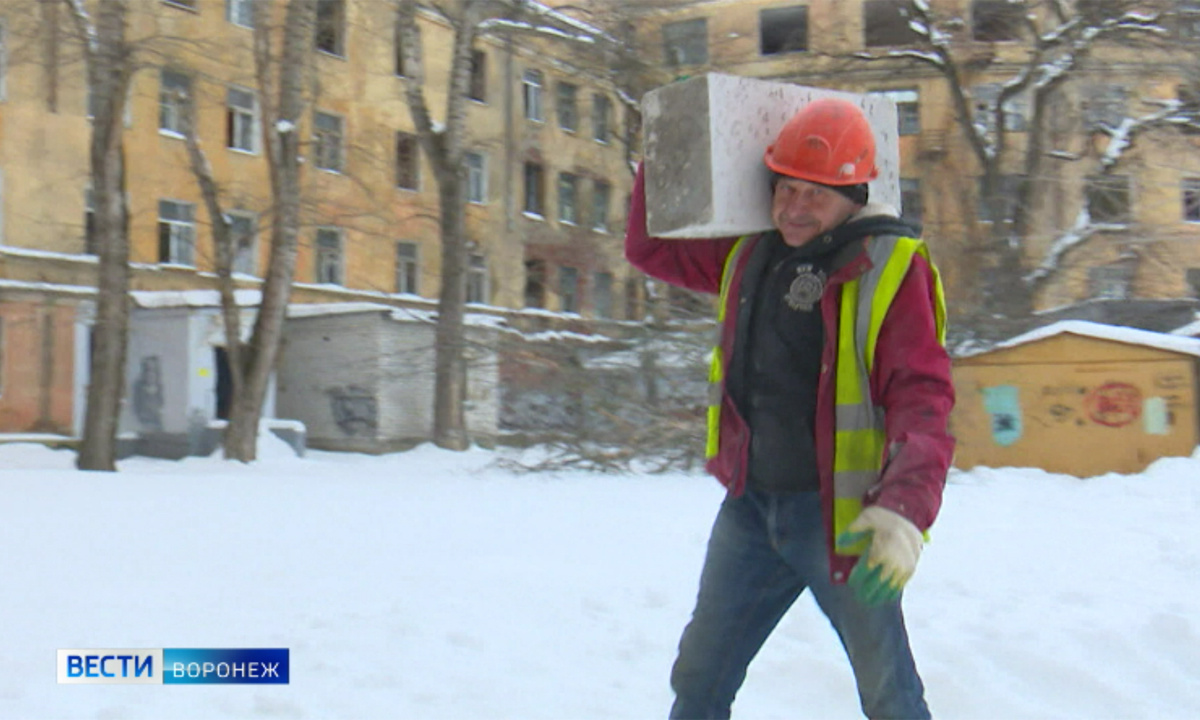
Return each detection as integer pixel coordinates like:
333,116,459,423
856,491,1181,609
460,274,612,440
0,0,638,321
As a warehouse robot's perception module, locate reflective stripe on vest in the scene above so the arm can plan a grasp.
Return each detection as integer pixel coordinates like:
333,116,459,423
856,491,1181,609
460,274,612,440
704,234,947,551
705,236,752,459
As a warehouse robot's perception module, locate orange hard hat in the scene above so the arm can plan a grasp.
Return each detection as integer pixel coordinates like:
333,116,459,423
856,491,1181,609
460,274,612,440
764,97,879,186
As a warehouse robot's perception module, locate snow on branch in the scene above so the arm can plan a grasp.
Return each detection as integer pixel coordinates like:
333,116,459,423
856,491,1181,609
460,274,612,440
1097,100,1190,169
1025,209,1127,285
65,0,99,54
477,18,596,44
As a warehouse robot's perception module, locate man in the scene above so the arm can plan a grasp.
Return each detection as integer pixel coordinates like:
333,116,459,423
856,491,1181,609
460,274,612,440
625,97,955,719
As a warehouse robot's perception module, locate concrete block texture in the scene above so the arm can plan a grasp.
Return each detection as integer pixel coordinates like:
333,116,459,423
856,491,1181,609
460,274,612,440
642,73,900,238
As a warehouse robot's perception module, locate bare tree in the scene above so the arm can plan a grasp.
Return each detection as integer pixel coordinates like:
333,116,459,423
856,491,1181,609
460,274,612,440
849,0,1200,325
65,0,137,471
395,0,608,450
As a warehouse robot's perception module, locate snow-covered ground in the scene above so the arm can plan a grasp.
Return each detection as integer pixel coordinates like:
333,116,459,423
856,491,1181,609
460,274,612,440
1,437,1198,719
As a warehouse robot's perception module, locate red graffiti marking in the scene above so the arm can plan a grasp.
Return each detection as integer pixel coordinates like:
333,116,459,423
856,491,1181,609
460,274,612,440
1084,382,1142,427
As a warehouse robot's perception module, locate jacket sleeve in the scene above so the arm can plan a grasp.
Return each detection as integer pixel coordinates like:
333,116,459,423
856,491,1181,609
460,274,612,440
867,254,956,532
625,163,737,296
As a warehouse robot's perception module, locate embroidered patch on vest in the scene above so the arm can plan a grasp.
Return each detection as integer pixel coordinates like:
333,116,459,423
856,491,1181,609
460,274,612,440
784,264,826,311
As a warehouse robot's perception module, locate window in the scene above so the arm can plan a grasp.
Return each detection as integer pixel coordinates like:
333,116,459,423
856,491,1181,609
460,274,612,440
465,151,487,204
873,88,920,135
159,69,191,135
864,0,921,47
229,213,257,275
557,83,578,131
972,83,1028,133
559,267,579,313
227,87,258,152
164,0,196,9
313,111,343,172
972,0,1023,41
394,16,419,76
1178,1,1200,39
158,200,195,265
315,228,343,284
760,5,808,55
524,259,546,308
558,172,578,225
396,132,419,190
466,254,488,304
594,271,614,319
1185,177,1200,223
84,188,97,254
663,17,708,66
1086,175,1131,223
592,94,610,143
524,162,545,216
469,49,487,102
591,179,611,232
977,175,1023,224
227,0,254,28
1083,85,1127,132
396,241,419,294
316,0,345,56
900,178,923,224
524,70,544,121
1089,262,1135,300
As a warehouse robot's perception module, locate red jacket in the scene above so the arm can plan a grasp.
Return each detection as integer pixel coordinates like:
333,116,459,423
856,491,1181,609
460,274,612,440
625,166,956,581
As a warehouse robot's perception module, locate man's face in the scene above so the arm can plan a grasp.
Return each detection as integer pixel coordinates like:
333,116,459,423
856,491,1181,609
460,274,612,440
771,177,860,248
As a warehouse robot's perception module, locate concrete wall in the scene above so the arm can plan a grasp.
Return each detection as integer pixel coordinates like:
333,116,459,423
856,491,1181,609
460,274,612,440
952,334,1200,476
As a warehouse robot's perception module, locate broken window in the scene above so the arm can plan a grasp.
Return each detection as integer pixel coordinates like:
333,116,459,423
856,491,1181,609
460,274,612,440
972,0,1024,42
524,259,547,308
1086,174,1132,224
315,227,343,284
760,5,808,55
469,49,487,102
1183,177,1200,222
863,0,921,47
396,131,419,190
524,162,545,216
972,83,1028,132
316,0,345,56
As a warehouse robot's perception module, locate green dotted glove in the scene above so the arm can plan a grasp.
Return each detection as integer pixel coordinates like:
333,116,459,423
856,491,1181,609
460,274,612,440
835,506,923,606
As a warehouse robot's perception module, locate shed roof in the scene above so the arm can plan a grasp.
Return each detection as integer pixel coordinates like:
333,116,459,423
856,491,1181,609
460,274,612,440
961,320,1200,360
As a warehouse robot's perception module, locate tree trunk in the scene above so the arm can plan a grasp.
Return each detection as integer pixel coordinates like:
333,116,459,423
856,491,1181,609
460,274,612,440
222,0,315,461
76,0,132,471
433,176,470,450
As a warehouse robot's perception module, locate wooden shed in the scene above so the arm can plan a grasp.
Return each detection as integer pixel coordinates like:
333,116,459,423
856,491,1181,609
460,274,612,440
951,321,1200,477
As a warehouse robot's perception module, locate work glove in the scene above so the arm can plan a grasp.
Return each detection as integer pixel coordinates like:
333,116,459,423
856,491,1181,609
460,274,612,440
836,506,923,606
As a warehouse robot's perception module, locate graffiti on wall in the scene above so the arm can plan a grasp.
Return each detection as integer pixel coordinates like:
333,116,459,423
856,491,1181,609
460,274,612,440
983,374,1184,446
328,385,378,436
133,356,164,431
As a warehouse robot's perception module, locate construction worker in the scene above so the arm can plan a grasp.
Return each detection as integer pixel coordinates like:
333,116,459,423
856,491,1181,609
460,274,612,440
625,97,955,719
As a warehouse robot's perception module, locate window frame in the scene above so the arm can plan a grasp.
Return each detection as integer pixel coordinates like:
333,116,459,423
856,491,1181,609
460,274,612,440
559,266,580,314
468,49,487,102
1184,177,1200,223
1086,174,1132,224
314,227,344,285
523,70,544,122
863,0,922,47
557,82,578,132
466,254,488,304
465,151,487,204
592,93,610,144
157,199,196,266
395,241,420,295
591,179,611,232
227,0,254,28
159,68,192,136
593,271,614,319
316,0,346,57
558,172,579,225
226,86,259,153
873,88,920,135
227,211,258,276
524,162,545,217
313,110,345,173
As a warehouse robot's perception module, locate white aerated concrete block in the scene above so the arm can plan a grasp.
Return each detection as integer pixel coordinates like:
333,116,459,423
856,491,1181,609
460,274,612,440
642,73,900,239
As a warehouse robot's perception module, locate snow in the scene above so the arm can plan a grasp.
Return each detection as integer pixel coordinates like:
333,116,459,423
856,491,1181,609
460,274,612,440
130,289,263,308
960,319,1200,359
2,438,1198,719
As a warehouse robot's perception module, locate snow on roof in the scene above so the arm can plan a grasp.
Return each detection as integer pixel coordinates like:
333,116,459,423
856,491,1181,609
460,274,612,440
287,302,510,331
0,279,96,296
1170,315,1200,338
131,289,263,308
964,320,1200,359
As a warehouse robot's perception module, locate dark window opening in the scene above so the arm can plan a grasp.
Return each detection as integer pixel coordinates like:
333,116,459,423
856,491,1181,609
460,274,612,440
760,5,808,55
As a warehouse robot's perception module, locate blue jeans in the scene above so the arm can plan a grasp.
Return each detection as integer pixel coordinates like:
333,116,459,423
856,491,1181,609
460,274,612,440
669,490,930,720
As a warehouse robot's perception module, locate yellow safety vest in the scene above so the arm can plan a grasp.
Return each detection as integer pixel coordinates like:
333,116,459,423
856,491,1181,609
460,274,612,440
706,234,947,553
